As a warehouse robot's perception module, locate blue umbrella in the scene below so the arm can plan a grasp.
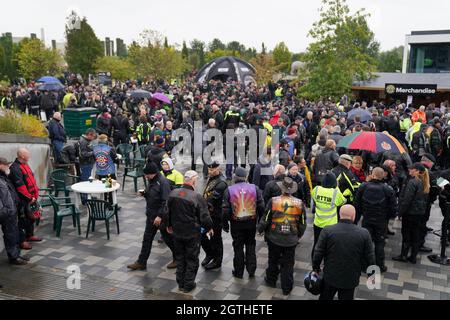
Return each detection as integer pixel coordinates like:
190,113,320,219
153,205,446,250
37,76,62,84
347,108,372,123
37,82,65,91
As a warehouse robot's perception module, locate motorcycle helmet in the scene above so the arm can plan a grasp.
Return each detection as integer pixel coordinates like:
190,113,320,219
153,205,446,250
304,271,323,296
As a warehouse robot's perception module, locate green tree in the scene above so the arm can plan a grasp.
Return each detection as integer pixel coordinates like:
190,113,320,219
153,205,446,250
226,41,246,56
190,39,205,69
181,41,189,60
128,30,189,80
0,34,20,81
250,53,278,85
300,0,379,100
377,46,404,72
205,49,244,63
272,42,292,73
261,42,266,55
208,38,226,52
164,37,169,48
65,12,104,78
94,56,136,81
17,38,62,80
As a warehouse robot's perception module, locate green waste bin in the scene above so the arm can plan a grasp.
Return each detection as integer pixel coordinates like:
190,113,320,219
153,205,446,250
62,107,100,138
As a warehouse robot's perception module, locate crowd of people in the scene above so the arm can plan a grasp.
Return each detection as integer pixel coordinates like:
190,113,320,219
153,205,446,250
1,76,450,300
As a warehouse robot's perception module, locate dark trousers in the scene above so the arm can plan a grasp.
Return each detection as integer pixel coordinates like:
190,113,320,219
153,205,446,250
96,174,117,204
174,236,201,290
113,135,128,147
0,213,20,260
363,221,387,267
311,225,323,260
138,216,175,265
266,240,296,293
419,201,433,247
191,153,208,178
231,228,257,277
80,164,93,203
201,225,223,265
401,215,422,259
18,212,34,241
319,281,355,300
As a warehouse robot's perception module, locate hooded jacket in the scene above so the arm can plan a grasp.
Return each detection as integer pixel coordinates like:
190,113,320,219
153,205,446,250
161,158,184,189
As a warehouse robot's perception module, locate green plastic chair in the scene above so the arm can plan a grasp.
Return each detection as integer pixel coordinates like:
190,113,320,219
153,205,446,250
36,187,54,227
48,195,81,238
122,159,147,192
116,143,134,170
51,169,79,198
85,199,120,240
133,145,147,165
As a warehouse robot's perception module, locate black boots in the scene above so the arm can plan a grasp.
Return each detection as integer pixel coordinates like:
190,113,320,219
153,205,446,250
393,245,409,262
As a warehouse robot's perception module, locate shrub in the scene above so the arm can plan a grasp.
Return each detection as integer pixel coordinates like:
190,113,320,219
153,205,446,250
0,110,48,138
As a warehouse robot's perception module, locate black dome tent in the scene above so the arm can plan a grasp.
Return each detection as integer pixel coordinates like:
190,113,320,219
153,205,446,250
195,56,256,86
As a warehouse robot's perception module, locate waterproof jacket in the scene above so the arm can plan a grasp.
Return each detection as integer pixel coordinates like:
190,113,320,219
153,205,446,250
0,171,18,219
48,119,67,143
312,220,375,289
144,173,171,221
398,177,426,217
355,180,396,224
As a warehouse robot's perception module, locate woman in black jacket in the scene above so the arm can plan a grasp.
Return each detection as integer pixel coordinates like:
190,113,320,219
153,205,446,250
393,163,430,264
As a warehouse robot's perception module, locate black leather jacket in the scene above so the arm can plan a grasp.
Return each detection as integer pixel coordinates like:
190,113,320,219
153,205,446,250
167,185,213,240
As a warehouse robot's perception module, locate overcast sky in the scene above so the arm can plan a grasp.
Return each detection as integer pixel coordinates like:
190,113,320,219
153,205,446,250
1,0,450,52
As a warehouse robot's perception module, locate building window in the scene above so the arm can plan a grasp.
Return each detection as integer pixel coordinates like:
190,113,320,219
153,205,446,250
409,43,450,73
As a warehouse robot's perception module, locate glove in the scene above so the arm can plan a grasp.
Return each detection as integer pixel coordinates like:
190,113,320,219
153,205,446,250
223,222,230,233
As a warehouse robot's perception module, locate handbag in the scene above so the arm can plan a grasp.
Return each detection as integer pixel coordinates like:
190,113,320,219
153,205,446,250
26,202,42,221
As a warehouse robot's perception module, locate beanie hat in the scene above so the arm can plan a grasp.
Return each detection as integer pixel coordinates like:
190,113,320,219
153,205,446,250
234,167,247,179
287,163,297,171
322,172,337,188
143,162,159,175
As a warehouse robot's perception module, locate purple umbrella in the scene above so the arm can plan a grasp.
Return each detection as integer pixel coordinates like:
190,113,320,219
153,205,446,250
152,92,171,105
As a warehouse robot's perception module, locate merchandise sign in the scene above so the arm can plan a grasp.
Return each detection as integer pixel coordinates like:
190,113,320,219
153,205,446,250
385,83,437,96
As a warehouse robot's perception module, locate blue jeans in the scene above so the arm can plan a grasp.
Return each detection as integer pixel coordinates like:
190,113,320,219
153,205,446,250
53,140,64,163
80,164,93,203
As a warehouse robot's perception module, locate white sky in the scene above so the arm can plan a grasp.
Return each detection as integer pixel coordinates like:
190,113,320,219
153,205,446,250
1,0,450,52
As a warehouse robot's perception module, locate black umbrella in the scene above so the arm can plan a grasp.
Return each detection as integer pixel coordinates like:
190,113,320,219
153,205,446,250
130,89,152,100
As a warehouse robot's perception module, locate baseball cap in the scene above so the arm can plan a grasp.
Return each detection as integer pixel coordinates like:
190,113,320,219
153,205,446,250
408,163,426,173
0,157,12,165
208,161,221,169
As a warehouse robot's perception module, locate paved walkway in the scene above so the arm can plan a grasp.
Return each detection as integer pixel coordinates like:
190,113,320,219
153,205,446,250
1,163,450,300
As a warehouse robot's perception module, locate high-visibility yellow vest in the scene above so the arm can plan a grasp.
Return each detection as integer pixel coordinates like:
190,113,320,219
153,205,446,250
400,118,412,132
275,88,283,97
162,169,184,187
336,172,360,203
263,122,273,148
312,186,346,228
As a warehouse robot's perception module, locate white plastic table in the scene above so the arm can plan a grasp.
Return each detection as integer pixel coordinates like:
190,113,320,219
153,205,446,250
71,180,121,208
